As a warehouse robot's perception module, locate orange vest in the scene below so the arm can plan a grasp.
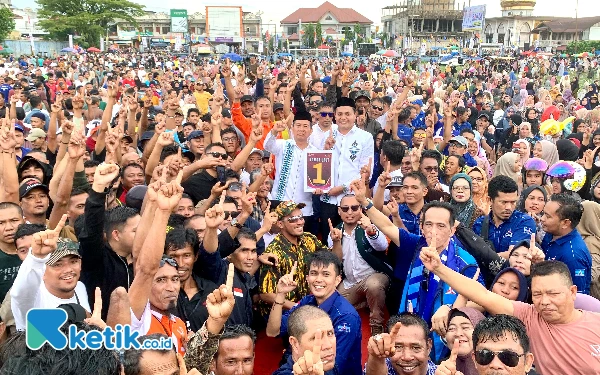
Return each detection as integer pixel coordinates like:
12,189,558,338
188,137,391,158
147,312,188,355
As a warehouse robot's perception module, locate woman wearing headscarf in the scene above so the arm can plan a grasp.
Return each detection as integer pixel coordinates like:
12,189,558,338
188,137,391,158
467,166,490,215
440,307,485,375
577,200,600,299
517,185,548,243
533,139,559,168
588,172,600,203
556,138,580,161
493,152,522,189
513,139,531,167
449,173,485,229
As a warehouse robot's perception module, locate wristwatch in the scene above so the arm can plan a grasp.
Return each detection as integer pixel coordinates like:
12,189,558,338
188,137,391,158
362,199,374,211
230,218,243,229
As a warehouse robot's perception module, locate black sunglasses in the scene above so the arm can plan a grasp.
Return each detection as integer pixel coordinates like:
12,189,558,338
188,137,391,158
309,100,322,105
340,205,360,213
208,152,228,160
475,349,525,367
320,112,334,118
224,211,239,220
159,257,178,268
372,105,384,111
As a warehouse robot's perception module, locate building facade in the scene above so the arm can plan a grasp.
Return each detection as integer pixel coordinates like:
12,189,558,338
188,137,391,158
531,17,600,51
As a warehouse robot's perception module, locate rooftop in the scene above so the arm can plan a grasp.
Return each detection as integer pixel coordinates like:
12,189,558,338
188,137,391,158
280,1,372,25
531,16,600,33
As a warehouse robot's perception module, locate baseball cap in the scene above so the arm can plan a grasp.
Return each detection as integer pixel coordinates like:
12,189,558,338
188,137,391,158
250,148,264,157
449,136,468,147
174,108,184,116
187,130,204,142
275,201,306,220
25,128,47,142
46,238,81,266
15,123,25,133
19,178,49,199
140,130,154,141
387,176,404,188
477,112,490,121
353,90,371,101
221,108,231,118
241,95,254,104
125,185,148,211
273,103,284,112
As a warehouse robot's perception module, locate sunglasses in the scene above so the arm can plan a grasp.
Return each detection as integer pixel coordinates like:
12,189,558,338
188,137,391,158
224,211,240,220
372,105,384,111
320,112,334,117
309,100,322,105
475,349,525,367
208,152,228,160
159,257,178,268
340,205,360,213
228,182,243,192
286,214,304,223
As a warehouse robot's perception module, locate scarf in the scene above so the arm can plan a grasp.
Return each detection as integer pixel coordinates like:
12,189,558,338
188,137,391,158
540,140,559,168
577,201,600,299
517,185,547,213
447,307,485,375
493,152,520,181
450,173,477,227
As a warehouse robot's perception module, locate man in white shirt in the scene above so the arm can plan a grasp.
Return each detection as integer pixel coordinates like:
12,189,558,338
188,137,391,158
264,111,319,232
309,102,337,150
329,194,390,336
11,216,90,331
319,97,374,241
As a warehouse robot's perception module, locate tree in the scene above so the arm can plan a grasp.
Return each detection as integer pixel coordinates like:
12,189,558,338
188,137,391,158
315,22,323,46
566,40,600,54
37,0,145,47
354,23,363,44
302,23,315,48
0,8,15,42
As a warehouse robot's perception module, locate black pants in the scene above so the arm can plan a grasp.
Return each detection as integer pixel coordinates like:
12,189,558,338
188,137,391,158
319,202,340,243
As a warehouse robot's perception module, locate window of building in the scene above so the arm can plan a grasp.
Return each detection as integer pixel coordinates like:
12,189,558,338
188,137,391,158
162,26,170,34
566,33,571,40
155,26,161,33
325,15,332,20
288,26,297,35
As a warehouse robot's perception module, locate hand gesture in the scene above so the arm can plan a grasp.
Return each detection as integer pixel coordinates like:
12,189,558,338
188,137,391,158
435,339,464,375
293,329,325,375
68,130,86,159
32,214,67,258
157,131,175,147
360,158,372,185
0,121,16,151
206,263,236,322
205,191,226,228
146,180,162,203
367,321,402,359
329,219,342,243
84,287,107,330
144,97,152,108
378,162,392,188
128,99,139,112
527,233,545,264
256,64,265,79
272,120,286,134
107,84,117,99
61,120,74,135
250,126,263,144
358,214,373,232
51,102,62,114
419,228,442,272
276,262,298,294
261,162,274,177
350,179,367,204
155,119,167,134
251,111,262,130
323,130,335,150
241,185,256,215
156,170,184,211
93,163,120,189
386,196,400,218
431,304,452,336
72,96,84,110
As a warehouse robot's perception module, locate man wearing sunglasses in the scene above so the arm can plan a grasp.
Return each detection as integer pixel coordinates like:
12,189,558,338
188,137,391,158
309,102,337,150
181,142,228,205
420,246,600,374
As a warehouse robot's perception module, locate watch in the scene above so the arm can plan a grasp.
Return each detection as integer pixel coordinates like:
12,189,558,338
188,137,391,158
362,199,374,211
230,218,243,229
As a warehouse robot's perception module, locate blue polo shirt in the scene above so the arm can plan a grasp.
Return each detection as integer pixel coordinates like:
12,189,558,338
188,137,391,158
398,203,422,235
541,230,592,295
397,123,414,147
473,211,536,254
442,147,478,167
280,291,362,375
452,121,472,136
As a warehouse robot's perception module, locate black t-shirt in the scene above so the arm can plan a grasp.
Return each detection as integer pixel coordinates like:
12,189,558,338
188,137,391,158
181,169,218,205
176,274,218,332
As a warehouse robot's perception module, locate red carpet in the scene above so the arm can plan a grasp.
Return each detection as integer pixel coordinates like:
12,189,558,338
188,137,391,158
254,309,373,374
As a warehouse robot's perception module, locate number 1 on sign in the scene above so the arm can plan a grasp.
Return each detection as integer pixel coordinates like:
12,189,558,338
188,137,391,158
312,163,326,184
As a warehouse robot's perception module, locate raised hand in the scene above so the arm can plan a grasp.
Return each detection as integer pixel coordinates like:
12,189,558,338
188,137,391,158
435,339,464,375
367,321,402,359
293,329,325,375
329,219,342,243
157,132,175,147
386,196,400,218
378,162,392,188
206,263,236,322
250,126,263,144
158,170,184,211
241,185,257,215
68,129,86,159
93,163,120,190
360,158,372,184
276,261,298,294
84,287,107,329
205,191,226,228
32,214,67,258
350,178,367,204
323,130,335,150
419,228,442,273
528,233,545,264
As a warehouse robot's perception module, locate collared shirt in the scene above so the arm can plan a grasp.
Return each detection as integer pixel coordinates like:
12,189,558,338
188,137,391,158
176,273,218,333
264,132,317,216
473,211,536,254
452,121,472,136
321,125,374,206
398,203,422,236
542,230,592,295
362,358,437,375
280,291,362,375
258,233,329,316
309,123,338,149
396,123,414,147
327,226,388,289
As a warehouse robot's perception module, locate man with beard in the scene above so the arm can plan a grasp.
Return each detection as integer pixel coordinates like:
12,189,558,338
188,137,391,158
11,215,90,331
267,251,362,375
274,305,338,375
365,313,437,375
129,174,188,355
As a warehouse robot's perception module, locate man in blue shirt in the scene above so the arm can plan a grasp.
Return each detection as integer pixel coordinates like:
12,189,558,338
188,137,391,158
396,108,414,147
354,178,482,361
266,250,362,375
443,134,477,167
540,193,592,294
398,171,427,235
410,99,426,129
473,176,536,256
452,107,472,135
0,77,12,102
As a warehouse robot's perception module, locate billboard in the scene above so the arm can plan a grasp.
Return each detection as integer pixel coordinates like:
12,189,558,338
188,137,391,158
170,9,188,33
462,5,486,32
206,6,243,37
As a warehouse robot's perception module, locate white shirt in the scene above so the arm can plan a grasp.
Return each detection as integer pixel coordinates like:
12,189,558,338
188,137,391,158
264,132,317,216
327,226,389,289
309,124,338,150
321,125,375,205
373,168,403,203
11,250,90,331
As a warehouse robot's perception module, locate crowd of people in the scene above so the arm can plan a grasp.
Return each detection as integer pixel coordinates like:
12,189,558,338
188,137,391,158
0,49,598,375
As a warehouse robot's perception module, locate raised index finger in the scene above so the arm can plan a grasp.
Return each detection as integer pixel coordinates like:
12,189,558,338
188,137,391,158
54,214,68,234
92,287,102,319
530,233,536,249
219,190,227,206
390,322,402,342
226,262,235,291
449,338,460,362
328,218,334,232
290,261,297,277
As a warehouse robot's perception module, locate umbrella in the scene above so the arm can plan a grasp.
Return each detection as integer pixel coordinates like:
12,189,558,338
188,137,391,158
220,52,242,62
61,47,77,53
87,47,101,53
376,49,386,55
382,50,399,57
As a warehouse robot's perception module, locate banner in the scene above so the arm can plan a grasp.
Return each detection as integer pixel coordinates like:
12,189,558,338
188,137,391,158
462,5,486,32
304,151,335,192
170,9,188,33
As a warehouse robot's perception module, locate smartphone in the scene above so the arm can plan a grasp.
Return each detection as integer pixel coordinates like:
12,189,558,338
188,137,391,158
216,165,227,186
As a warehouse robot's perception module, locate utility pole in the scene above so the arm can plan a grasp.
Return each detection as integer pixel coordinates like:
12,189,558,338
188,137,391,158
575,0,579,41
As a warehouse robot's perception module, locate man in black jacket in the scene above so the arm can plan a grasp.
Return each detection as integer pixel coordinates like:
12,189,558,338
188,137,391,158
78,163,140,319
